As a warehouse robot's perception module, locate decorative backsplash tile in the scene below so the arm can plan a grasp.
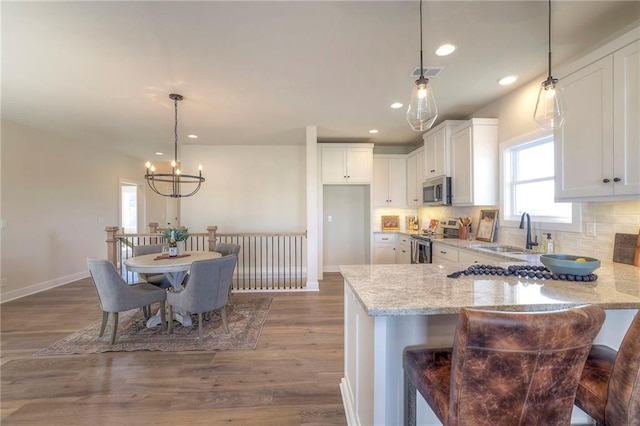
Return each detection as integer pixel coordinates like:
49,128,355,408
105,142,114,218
374,200,640,262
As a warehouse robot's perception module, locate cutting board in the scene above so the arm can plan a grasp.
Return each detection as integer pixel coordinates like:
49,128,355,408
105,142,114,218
612,233,639,265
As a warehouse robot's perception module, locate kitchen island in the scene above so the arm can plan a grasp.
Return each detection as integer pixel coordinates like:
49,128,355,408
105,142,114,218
340,261,640,426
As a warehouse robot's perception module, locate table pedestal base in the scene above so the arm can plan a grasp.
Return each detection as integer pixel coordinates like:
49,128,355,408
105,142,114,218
146,307,192,328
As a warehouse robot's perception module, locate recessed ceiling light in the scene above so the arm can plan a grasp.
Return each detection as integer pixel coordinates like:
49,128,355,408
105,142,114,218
369,129,379,134
390,102,403,109
498,75,518,85
188,134,198,139
435,44,456,56
155,152,163,156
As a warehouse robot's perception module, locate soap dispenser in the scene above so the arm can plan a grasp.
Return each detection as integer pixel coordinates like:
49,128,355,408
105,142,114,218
544,233,554,253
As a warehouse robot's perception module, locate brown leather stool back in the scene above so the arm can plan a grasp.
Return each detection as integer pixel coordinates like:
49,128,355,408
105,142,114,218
576,312,640,425
404,305,605,426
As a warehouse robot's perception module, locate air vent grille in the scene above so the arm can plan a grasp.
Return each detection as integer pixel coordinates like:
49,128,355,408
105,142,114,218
410,67,444,78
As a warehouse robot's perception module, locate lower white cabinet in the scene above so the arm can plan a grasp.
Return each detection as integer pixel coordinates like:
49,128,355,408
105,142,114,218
431,242,459,264
458,250,501,265
373,233,397,264
397,235,412,264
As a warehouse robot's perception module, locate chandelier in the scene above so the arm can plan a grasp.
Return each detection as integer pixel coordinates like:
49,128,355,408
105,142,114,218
406,0,438,131
145,94,205,198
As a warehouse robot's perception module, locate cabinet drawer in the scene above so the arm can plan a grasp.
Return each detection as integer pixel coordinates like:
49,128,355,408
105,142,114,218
398,235,411,245
374,233,397,243
433,245,459,263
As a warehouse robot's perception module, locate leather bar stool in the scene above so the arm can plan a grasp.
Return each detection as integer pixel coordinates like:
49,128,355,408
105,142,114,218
403,305,605,426
575,312,640,425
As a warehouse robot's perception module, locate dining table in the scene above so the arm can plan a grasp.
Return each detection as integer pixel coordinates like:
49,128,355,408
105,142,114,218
124,250,222,328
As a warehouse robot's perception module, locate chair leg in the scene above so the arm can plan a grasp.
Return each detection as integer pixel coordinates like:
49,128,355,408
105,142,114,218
168,305,174,335
228,287,234,305
99,311,109,337
220,305,229,334
405,373,417,426
159,301,166,333
110,312,119,345
198,313,203,341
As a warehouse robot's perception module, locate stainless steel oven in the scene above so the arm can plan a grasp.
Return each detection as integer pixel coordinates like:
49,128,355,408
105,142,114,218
411,235,432,264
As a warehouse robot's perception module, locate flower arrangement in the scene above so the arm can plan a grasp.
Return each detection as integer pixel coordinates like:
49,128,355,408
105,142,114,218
163,226,189,242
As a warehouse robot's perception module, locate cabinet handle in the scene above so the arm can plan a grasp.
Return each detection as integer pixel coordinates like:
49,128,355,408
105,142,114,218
430,169,435,173
382,238,389,241
603,178,610,183
613,177,621,182
440,250,447,254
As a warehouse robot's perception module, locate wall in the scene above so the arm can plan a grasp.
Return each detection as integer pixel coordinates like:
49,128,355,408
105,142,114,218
179,145,306,234
1,119,142,300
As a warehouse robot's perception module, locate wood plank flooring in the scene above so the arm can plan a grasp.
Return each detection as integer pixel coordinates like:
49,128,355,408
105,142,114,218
1,273,347,425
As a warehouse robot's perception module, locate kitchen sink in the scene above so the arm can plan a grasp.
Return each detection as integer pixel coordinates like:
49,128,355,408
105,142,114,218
471,244,526,254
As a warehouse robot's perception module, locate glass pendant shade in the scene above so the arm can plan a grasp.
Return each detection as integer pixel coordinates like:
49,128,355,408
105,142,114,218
533,77,566,130
407,77,438,131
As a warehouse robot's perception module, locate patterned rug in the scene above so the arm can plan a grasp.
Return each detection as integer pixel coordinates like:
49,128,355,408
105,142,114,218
35,298,273,355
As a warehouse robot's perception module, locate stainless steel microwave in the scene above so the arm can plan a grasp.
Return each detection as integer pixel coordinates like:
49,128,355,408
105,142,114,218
422,177,451,206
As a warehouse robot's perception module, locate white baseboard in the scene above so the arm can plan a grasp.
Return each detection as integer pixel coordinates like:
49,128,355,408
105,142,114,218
340,377,359,426
0,271,89,304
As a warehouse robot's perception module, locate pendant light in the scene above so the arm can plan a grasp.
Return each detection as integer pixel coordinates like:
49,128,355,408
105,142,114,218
407,0,438,131
534,0,565,130
145,94,205,198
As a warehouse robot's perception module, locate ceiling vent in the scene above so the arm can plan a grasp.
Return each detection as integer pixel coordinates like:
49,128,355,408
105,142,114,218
410,67,444,78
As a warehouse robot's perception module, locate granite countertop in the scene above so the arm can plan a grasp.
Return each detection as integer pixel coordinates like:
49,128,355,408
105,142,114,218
340,261,640,316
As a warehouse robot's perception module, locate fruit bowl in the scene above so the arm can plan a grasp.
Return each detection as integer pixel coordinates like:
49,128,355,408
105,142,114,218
539,254,601,276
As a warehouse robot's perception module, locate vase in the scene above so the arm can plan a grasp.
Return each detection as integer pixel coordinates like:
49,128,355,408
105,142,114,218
177,241,186,256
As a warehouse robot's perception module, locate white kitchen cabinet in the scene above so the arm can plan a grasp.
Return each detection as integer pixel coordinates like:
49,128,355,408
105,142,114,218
555,34,640,201
396,234,412,264
406,147,425,206
458,249,502,265
450,118,499,206
373,233,396,264
320,144,373,184
423,120,464,180
373,156,406,207
431,241,459,264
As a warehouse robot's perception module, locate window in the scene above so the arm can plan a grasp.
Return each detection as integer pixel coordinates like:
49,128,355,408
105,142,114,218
500,131,581,231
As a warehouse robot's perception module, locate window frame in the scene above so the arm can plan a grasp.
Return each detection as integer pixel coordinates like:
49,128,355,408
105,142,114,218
499,129,582,232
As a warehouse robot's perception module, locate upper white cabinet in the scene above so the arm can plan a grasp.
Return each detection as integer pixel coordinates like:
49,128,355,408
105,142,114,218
320,144,373,184
450,118,499,206
423,120,464,179
406,147,425,206
373,156,407,207
555,30,640,201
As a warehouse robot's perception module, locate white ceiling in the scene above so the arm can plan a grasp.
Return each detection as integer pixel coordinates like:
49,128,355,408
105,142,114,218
2,1,639,160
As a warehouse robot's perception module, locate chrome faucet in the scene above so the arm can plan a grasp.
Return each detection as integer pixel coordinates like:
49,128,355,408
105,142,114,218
519,212,539,250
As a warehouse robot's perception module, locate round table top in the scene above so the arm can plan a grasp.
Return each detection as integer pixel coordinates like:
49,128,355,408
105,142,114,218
124,251,222,274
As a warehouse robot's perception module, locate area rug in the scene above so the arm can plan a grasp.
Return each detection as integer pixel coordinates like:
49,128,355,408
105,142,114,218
35,298,273,355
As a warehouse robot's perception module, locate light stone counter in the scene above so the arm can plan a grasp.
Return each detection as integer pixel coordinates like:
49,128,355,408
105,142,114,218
340,261,640,316
340,261,640,426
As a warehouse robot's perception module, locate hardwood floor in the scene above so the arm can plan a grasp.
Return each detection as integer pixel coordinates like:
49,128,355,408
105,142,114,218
1,273,347,425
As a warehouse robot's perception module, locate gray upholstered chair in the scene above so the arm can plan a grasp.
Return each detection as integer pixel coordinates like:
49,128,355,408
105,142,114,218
167,255,237,341
132,243,172,289
575,312,640,425
403,305,605,426
214,242,241,304
87,258,167,345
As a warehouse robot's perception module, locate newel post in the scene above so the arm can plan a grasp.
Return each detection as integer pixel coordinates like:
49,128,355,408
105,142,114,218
148,222,159,233
207,226,218,252
105,226,120,267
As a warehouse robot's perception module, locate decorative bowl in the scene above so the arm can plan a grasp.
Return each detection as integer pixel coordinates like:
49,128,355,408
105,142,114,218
539,254,601,276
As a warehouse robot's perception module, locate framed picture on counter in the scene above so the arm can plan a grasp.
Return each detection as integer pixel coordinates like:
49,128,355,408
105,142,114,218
476,209,498,242
381,215,400,231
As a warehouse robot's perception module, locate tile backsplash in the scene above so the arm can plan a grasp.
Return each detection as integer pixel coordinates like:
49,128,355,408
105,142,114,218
374,200,640,262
